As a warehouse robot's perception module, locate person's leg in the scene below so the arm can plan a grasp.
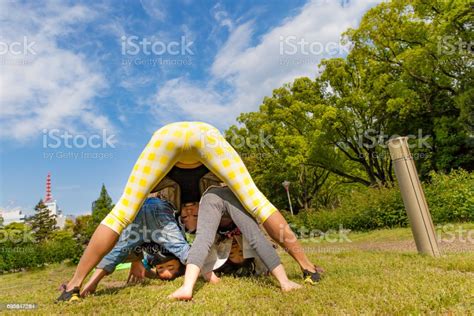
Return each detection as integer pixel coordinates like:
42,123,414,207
263,212,323,274
214,187,280,272
66,207,146,291
64,124,186,292
191,124,321,274
145,199,190,264
65,225,119,291
170,190,224,300
213,187,301,291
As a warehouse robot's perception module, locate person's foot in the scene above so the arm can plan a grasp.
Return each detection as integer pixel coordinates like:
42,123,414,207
169,286,193,301
303,265,324,285
281,280,302,292
56,285,81,303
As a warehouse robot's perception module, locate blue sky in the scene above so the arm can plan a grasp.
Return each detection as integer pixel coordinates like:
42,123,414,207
0,0,380,216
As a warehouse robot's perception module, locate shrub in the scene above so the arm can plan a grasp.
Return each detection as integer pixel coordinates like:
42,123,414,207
424,169,474,223
286,170,473,233
0,230,82,273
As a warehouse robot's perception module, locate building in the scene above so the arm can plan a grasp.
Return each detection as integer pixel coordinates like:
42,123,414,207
0,209,26,225
44,173,66,229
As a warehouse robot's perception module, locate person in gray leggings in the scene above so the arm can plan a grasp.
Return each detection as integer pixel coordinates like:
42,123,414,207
170,186,301,300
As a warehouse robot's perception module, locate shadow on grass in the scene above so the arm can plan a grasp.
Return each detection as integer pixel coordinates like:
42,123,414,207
92,280,154,297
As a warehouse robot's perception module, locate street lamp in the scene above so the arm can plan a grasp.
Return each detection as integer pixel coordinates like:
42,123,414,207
282,180,294,216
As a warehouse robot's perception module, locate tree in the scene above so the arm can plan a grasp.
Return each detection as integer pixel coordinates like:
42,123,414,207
344,0,473,174
226,78,332,211
0,214,3,227
63,218,75,232
30,199,57,242
90,184,114,233
229,0,472,195
73,215,93,244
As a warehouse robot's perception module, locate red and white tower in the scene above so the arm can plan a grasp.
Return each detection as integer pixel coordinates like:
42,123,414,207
44,172,60,217
43,172,65,228
44,172,53,203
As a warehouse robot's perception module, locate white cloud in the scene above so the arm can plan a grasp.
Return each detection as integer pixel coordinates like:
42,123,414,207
140,0,167,22
211,3,234,31
0,1,113,142
148,0,380,129
151,77,234,126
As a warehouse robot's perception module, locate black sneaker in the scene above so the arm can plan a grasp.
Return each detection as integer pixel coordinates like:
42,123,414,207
56,285,81,303
303,267,323,285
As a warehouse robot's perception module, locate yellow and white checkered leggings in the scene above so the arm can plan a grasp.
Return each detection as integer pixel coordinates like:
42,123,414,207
102,121,278,234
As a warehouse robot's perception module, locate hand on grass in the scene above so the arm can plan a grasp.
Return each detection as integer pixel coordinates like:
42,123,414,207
81,283,97,297
127,261,146,284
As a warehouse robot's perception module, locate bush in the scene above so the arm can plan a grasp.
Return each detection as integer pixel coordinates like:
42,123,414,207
424,170,474,223
286,170,473,233
0,230,82,273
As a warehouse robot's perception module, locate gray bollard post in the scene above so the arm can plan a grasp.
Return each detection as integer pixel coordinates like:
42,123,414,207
387,137,440,257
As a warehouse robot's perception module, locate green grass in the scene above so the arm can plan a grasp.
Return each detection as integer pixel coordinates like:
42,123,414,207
1,225,473,314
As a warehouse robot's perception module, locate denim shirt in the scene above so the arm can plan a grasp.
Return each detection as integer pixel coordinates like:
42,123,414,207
97,197,190,273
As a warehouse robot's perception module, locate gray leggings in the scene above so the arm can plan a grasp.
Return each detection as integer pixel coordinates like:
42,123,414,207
187,187,281,272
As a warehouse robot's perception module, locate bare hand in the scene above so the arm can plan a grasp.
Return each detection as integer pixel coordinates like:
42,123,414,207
127,261,146,284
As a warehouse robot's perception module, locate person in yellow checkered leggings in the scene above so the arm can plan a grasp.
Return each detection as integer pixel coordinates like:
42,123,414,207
102,121,277,233
61,122,323,298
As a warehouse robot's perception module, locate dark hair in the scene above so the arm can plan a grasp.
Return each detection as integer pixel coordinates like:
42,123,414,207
214,258,256,277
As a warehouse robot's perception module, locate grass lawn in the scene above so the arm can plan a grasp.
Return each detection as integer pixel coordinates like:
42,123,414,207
1,224,473,314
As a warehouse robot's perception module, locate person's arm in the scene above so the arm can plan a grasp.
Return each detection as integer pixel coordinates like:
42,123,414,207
151,203,191,265
79,231,142,296
81,268,108,297
95,228,141,274
139,257,159,279
127,260,154,283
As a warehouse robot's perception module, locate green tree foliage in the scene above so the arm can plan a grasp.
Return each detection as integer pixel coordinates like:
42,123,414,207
0,214,3,227
91,184,114,226
228,0,472,209
30,200,57,243
73,214,93,244
85,184,115,238
63,218,75,233
226,78,333,211
344,0,473,174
